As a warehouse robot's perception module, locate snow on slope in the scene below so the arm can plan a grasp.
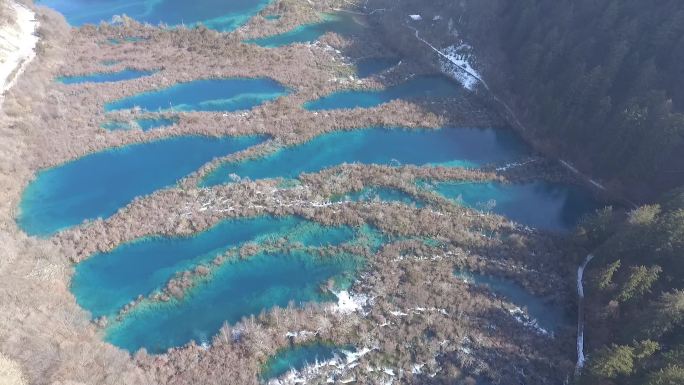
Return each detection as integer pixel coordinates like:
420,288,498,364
0,0,38,99
439,44,480,91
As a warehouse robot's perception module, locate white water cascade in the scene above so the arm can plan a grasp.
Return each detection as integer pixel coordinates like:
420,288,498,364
576,254,595,373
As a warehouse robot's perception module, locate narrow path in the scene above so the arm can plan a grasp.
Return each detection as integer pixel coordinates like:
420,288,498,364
404,23,624,200
576,254,594,373
0,0,39,104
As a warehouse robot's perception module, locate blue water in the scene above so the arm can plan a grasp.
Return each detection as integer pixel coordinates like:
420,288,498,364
430,181,602,231
107,37,146,45
18,135,265,236
333,187,425,208
100,121,131,131
72,216,356,318
137,117,178,130
106,250,362,353
355,57,400,78
304,75,463,111
262,343,350,380
201,127,529,186
36,0,271,32
246,13,363,48
101,117,179,131
454,270,569,332
105,78,288,113
58,69,155,84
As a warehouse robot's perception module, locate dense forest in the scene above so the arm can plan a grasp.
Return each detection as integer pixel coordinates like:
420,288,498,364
576,190,684,385
456,0,684,200
365,0,684,383
455,1,684,383
369,0,684,200
449,2,684,383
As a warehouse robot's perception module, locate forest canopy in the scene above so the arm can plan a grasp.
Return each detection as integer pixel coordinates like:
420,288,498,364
457,0,684,198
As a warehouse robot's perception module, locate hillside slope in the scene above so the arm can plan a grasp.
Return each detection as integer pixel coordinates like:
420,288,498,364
366,0,684,202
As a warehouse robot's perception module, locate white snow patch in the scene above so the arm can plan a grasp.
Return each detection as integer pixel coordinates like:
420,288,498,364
331,290,367,314
409,14,422,21
268,347,375,385
576,254,595,371
508,306,550,336
0,1,39,103
439,44,481,91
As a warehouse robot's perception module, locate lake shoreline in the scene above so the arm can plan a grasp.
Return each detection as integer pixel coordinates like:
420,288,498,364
0,2,595,384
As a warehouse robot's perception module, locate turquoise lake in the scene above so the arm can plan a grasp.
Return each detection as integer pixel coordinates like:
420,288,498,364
101,117,179,131
18,135,264,236
262,343,350,380
36,0,271,31
355,57,400,78
430,181,602,231
246,13,364,48
304,75,463,111
58,69,155,84
200,127,529,187
455,271,569,333
72,216,355,318
105,250,362,353
104,78,288,113
333,186,425,208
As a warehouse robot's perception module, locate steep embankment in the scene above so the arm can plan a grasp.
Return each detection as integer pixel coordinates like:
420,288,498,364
0,0,38,100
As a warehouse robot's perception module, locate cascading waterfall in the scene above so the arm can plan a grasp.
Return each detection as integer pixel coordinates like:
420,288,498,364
576,254,594,373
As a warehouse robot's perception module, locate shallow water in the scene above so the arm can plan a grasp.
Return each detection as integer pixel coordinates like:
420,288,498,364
246,13,364,48
304,75,462,111
261,342,350,380
106,37,146,45
72,216,356,318
454,270,569,332
36,0,271,31
201,127,529,186
18,135,264,236
58,69,154,84
105,78,288,113
429,181,602,231
101,117,179,131
105,250,362,353
333,186,425,208
355,57,400,78
137,117,179,130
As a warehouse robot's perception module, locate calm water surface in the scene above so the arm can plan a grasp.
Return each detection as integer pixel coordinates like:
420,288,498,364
455,270,569,332
261,343,351,380
101,117,179,131
106,250,362,353
72,216,356,318
430,181,602,231
18,135,264,236
36,0,271,31
105,78,288,113
201,127,529,186
304,75,462,111
246,13,364,48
